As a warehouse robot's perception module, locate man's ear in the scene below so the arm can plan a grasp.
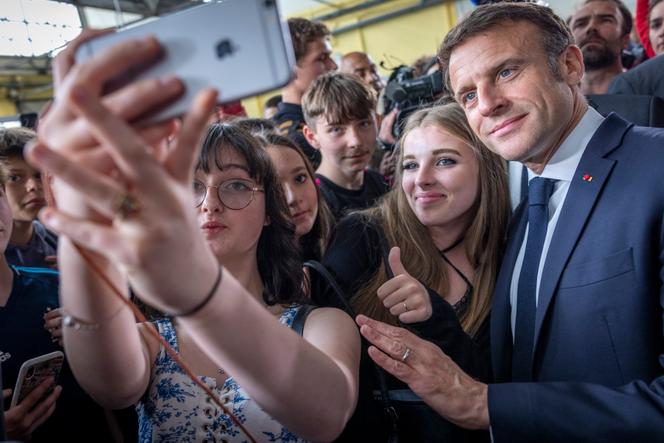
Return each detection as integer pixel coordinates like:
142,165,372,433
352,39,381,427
561,45,584,86
303,124,321,150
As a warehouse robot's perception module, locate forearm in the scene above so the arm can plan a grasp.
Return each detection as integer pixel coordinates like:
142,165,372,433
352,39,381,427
180,271,358,441
59,237,150,408
54,178,150,408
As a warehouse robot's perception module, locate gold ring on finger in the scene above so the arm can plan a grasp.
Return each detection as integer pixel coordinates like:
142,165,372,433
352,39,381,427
113,192,141,220
401,347,412,363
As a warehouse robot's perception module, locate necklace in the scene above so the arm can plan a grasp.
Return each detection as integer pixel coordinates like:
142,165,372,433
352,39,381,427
439,237,474,315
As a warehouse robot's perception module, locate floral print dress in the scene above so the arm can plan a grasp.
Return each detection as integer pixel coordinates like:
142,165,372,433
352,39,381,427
136,307,309,443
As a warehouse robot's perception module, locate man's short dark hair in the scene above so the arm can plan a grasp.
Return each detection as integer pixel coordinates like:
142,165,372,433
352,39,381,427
287,18,330,64
580,0,633,36
438,2,574,93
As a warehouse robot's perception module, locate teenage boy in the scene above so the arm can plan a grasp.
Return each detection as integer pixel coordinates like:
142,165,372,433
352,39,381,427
0,175,130,442
273,17,338,168
0,128,57,268
303,72,389,221
0,174,61,441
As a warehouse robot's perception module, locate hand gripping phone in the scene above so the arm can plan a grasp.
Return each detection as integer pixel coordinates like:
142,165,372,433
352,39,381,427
75,0,295,122
10,351,64,408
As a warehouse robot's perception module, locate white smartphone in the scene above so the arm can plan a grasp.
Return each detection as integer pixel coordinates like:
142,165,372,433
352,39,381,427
75,0,295,122
10,351,64,408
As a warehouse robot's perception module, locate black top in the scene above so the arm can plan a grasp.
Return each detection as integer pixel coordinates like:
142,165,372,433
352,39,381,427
316,170,389,222
272,102,321,168
316,214,490,442
608,54,664,99
0,267,123,442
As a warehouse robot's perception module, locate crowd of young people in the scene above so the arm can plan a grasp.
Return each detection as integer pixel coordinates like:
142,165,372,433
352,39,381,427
3,1,664,442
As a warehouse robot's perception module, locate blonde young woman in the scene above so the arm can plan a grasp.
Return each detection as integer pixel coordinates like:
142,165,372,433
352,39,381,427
29,33,359,443
321,102,510,442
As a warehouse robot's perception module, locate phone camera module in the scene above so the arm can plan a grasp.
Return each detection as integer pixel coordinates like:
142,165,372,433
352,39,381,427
215,39,237,59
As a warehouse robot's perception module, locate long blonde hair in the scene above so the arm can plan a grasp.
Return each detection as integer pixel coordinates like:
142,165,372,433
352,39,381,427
351,103,510,336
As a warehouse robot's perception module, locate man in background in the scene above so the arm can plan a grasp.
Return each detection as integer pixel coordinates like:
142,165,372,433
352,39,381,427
569,0,632,94
273,18,337,168
339,51,384,94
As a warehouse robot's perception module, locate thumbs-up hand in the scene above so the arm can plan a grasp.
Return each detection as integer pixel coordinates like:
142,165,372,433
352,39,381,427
376,247,433,324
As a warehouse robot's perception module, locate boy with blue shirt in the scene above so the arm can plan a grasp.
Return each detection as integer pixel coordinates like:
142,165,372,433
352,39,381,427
0,176,122,442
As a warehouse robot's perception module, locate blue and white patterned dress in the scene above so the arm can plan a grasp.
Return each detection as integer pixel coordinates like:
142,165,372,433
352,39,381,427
136,306,309,443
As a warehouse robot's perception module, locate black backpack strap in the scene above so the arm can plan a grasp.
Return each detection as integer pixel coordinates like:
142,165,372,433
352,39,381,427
291,304,318,336
303,260,354,314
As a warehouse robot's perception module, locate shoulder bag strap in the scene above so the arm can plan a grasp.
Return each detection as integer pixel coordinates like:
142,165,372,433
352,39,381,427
303,259,399,441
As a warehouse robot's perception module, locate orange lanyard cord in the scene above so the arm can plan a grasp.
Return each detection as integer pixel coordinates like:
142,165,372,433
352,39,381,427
44,174,257,443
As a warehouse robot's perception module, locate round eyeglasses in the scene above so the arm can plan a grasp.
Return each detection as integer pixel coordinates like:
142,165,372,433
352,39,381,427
193,178,264,210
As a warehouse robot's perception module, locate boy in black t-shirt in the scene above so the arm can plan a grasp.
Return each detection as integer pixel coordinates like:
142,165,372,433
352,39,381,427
302,72,389,221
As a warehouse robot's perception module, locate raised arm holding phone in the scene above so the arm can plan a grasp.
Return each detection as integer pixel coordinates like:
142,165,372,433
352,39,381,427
30,24,359,443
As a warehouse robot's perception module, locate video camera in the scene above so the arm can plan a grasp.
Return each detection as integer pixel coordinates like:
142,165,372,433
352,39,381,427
382,65,444,141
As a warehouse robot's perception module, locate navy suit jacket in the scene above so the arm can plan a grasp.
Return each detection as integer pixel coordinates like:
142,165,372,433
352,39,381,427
488,114,664,442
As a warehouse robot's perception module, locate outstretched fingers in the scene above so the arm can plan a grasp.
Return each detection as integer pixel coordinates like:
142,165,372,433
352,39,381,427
355,315,421,383
67,85,158,185
26,142,127,220
62,35,162,96
52,28,113,87
40,208,130,264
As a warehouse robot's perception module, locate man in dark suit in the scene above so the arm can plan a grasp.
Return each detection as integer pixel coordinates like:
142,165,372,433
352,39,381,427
356,3,664,441
608,53,664,98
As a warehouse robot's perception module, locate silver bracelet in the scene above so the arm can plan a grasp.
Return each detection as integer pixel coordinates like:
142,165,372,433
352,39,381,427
62,314,100,331
62,305,125,331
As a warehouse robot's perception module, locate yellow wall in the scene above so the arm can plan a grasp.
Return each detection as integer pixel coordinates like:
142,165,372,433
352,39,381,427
242,0,457,117
0,90,17,116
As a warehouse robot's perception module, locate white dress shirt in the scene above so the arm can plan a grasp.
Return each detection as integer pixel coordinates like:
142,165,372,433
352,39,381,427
509,107,605,335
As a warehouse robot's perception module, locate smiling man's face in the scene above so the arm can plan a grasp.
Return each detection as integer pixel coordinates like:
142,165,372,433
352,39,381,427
449,21,581,169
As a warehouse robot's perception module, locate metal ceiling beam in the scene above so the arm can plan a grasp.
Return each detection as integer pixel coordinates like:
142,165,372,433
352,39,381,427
57,0,202,17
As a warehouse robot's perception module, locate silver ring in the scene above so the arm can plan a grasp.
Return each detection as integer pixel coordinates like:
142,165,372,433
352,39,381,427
402,301,409,312
401,347,411,362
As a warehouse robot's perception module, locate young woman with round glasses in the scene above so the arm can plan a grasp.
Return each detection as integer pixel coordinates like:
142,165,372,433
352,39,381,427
30,33,360,441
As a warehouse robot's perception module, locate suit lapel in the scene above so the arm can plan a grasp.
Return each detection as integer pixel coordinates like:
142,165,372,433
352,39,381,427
491,201,528,381
533,114,629,352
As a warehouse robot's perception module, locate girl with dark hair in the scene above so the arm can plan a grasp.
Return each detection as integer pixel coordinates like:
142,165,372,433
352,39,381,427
256,132,332,262
31,80,360,442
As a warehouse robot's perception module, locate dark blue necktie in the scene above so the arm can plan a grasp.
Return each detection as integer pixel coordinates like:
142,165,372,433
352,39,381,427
512,177,555,382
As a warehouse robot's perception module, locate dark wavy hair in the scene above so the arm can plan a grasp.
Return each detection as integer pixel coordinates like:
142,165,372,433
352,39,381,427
196,123,306,305
256,132,333,261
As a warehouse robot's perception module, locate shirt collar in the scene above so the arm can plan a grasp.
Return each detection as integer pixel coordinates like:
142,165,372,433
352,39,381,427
529,106,604,183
